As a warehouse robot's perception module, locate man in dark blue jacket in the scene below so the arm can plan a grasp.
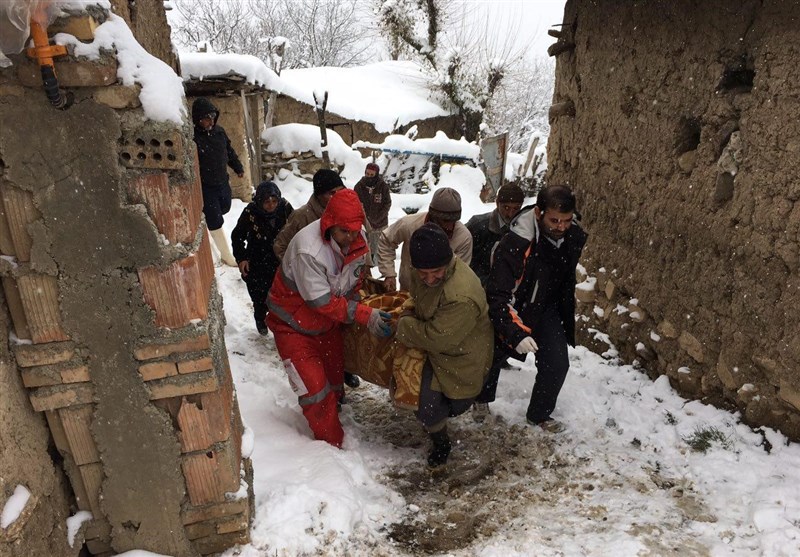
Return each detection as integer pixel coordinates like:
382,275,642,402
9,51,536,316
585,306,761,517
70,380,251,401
484,185,587,433
192,97,244,266
232,181,293,335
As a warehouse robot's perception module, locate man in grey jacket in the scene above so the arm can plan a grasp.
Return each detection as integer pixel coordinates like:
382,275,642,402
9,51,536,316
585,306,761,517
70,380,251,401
377,187,472,292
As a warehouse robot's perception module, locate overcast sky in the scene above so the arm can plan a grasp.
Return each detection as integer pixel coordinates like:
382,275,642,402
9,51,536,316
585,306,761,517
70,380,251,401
457,0,567,57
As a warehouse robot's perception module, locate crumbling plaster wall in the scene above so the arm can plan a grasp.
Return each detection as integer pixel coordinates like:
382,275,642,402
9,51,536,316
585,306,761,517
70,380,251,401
0,353,75,556
0,93,196,556
1,19,253,557
109,0,178,71
547,0,800,438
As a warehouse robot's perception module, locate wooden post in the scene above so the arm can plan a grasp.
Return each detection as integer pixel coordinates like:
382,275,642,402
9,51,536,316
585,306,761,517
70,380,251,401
520,135,541,179
313,90,330,166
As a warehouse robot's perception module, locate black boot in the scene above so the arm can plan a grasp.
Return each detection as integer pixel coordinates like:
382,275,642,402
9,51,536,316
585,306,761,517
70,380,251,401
344,372,360,388
255,314,269,335
427,428,451,469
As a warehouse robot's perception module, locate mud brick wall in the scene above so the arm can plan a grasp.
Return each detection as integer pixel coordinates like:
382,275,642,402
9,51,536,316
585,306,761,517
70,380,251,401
0,9,252,557
271,95,463,146
548,0,800,438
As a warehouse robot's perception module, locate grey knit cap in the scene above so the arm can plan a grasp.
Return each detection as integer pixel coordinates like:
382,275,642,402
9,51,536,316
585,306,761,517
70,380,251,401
427,187,462,221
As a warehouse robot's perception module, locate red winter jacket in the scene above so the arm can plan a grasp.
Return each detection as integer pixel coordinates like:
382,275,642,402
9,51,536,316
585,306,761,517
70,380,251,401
267,189,372,334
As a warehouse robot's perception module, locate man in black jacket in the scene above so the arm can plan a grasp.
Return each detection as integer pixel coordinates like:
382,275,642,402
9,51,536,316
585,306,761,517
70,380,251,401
466,183,525,287
467,183,525,421
192,97,244,266
232,181,293,335
484,185,587,433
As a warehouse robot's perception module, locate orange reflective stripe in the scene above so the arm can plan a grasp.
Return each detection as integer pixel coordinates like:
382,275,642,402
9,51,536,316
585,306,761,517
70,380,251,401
508,243,533,334
508,304,532,334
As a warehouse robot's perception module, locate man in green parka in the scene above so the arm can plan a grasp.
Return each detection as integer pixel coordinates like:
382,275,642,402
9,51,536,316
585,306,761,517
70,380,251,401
395,222,494,469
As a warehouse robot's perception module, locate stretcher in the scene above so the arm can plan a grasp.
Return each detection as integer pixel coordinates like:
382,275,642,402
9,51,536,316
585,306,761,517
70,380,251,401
343,292,425,409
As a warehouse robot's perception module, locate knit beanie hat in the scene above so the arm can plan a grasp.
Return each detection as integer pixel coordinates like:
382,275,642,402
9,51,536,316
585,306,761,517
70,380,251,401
427,187,462,221
496,184,525,204
313,169,344,197
365,162,380,174
410,223,453,270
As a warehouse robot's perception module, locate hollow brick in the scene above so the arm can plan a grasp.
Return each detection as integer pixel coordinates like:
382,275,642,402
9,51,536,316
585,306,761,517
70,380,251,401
138,234,214,328
127,171,201,245
17,274,70,343
147,372,219,400
0,185,38,262
181,439,240,506
134,333,211,361
139,361,179,381
2,276,31,340
13,341,75,367
177,356,213,375
29,383,94,412
60,405,100,465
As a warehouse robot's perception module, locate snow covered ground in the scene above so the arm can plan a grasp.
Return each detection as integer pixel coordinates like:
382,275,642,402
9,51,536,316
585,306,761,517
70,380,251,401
212,183,800,557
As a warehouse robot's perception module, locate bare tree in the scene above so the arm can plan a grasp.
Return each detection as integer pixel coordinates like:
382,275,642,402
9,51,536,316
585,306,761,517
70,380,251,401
484,56,556,152
250,0,376,69
171,0,376,69
171,0,268,58
375,0,520,141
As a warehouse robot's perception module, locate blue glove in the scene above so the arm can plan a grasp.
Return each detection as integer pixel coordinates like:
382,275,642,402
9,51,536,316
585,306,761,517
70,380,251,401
366,309,392,337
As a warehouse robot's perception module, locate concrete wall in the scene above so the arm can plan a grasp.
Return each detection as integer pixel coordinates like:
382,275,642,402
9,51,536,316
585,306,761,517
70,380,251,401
548,0,800,438
0,8,252,556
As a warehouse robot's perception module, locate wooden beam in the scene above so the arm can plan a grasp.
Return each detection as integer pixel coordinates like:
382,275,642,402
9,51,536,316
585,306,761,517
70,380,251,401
548,100,576,122
547,41,575,57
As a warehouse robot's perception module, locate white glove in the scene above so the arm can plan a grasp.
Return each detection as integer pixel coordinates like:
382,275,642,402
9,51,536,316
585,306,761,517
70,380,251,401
366,309,392,337
515,336,538,354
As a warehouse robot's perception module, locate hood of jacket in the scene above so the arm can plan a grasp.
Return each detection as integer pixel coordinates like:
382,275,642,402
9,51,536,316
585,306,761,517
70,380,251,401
254,181,281,206
252,181,283,218
191,97,219,126
319,189,365,235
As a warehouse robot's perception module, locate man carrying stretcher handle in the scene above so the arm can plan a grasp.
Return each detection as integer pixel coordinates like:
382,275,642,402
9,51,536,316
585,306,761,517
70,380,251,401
395,223,494,469
267,189,391,447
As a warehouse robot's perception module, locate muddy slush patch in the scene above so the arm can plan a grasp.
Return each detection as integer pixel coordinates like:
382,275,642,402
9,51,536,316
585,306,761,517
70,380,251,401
347,385,566,554
345,383,711,556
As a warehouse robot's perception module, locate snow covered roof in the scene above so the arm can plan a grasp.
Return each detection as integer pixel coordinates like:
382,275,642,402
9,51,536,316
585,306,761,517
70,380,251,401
274,61,453,133
179,53,453,133
180,52,279,91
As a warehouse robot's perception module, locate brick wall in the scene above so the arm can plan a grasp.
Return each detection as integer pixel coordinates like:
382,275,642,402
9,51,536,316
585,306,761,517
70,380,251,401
0,8,252,556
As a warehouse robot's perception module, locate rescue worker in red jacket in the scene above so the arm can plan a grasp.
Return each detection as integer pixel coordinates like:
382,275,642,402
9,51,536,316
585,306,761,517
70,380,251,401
266,188,392,447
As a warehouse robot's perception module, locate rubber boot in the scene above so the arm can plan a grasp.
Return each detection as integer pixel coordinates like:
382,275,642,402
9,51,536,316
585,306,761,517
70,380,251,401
209,227,237,267
344,372,360,388
427,427,451,469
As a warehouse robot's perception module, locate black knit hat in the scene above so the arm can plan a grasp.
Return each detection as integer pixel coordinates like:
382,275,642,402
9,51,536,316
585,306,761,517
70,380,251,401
313,169,344,197
410,223,453,270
